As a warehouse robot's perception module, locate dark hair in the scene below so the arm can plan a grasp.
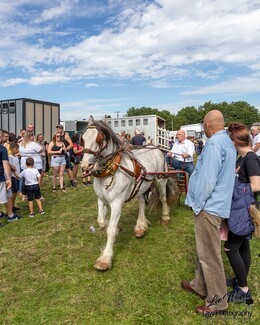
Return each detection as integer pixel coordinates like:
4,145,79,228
9,133,17,142
0,129,8,135
228,122,250,147
26,157,34,167
9,142,19,150
71,133,79,143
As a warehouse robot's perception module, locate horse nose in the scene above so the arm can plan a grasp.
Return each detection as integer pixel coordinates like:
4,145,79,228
88,156,95,164
81,161,93,170
82,155,94,170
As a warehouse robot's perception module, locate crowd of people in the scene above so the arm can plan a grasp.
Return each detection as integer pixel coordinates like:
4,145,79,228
0,124,92,225
0,115,259,315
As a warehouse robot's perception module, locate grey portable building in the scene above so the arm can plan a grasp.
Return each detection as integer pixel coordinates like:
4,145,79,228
0,98,60,141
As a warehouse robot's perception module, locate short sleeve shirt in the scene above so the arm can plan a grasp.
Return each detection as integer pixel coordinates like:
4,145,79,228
20,168,40,185
252,133,260,156
238,151,260,183
0,144,8,182
19,142,43,170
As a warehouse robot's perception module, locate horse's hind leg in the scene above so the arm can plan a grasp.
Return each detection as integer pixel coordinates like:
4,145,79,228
97,198,108,229
156,179,170,224
94,199,123,271
135,195,149,238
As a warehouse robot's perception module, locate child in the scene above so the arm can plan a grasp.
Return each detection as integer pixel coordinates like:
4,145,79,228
8,142,21,212
19,157,44,217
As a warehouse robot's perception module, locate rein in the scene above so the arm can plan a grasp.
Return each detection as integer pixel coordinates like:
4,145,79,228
83,126,154,197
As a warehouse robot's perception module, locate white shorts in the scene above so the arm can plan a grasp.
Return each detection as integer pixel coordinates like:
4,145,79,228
51,155,66,167
0,181,12,204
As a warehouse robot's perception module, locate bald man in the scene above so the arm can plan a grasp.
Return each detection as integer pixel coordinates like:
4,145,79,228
166,129,195,176
251,126,260,156
182,110,236,315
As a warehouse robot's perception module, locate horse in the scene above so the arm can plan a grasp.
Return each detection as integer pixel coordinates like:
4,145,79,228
81,116,179,270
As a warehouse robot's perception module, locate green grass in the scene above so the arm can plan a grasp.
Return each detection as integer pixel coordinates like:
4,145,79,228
0,175,259,324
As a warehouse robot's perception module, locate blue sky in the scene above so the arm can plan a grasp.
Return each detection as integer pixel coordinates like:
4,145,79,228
0,0,259,120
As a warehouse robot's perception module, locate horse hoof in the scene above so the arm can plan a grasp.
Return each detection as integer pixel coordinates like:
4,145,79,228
135,230,145,238
162,219,170,225
98,223,106,229
94,258,111,271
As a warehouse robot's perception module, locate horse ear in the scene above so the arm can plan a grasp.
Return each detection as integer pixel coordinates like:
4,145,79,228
88,115,94,126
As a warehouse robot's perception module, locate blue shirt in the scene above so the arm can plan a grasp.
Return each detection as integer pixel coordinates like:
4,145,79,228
185,130,236,218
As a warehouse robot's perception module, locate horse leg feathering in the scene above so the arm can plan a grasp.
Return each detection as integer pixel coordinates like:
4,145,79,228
94,199,124,271
97,198,108,229
134,195,149,238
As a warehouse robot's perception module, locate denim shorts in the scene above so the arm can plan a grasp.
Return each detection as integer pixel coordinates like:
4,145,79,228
0,181,12,204
51,155,66,167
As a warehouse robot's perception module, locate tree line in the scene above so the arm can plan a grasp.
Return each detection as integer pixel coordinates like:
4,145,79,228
126,101,260,130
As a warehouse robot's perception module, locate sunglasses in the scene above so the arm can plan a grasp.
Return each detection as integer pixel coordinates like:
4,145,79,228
56,135,61,138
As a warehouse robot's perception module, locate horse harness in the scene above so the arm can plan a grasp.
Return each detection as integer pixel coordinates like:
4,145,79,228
82,126,154,201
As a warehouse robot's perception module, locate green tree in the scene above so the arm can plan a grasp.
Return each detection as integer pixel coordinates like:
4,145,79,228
126,102,260,130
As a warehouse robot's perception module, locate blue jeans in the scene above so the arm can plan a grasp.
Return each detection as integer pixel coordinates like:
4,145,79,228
166,156,194,177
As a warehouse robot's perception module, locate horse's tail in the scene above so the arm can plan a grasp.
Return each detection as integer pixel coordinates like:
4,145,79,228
146,177,179,213
250,204,260,238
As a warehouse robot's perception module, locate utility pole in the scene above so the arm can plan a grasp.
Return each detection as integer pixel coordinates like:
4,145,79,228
114,111,120,118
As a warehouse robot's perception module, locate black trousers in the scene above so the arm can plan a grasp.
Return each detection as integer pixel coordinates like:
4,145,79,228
224,231,251,287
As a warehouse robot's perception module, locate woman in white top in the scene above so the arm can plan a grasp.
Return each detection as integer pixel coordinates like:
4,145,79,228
19,131,43,172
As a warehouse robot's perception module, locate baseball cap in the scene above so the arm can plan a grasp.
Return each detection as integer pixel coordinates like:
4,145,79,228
56,124,63,128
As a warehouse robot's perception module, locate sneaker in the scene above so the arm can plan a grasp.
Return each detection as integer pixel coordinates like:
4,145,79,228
29,212,35,218
52,188,57,193
0,212,7,218
71,180,77,188
87,181,92,186
228,287,254,304
7,215,18,222
61,187,66,192
226,277,238,288
40,196,45,200
39,210,45,215
82,182,87,186
12,206,20,212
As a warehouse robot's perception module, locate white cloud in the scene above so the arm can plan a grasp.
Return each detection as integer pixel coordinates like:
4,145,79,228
85,83,99,88
0,0,260,99
182,76,260,95
35,0,78,23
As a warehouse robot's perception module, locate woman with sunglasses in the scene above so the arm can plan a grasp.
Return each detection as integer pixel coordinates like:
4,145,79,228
48,132,67,192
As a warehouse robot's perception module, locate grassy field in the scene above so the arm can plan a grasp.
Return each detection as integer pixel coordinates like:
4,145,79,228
0,175,259,324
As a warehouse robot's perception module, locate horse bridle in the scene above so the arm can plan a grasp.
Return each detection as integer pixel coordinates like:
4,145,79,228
82,126,108,160
81,124,154,196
